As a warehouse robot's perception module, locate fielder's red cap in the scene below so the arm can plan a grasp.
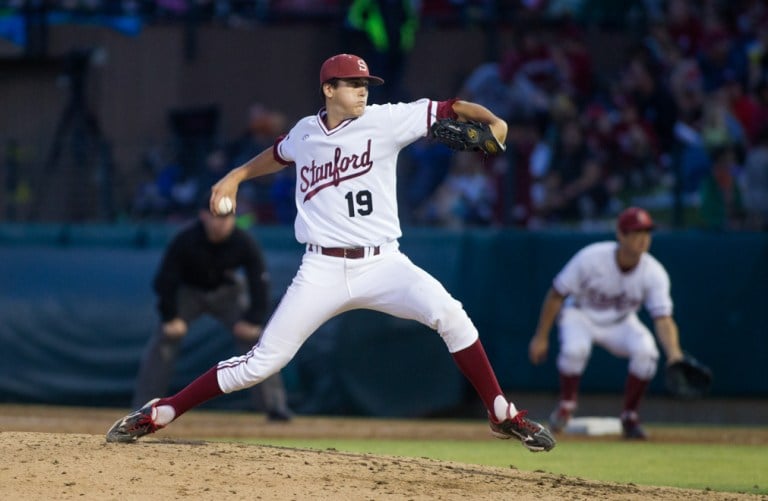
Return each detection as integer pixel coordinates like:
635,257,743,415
617,207,655,233
319,54,384,86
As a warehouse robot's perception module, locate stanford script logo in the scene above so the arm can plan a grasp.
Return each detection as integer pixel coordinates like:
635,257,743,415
299,139,373,202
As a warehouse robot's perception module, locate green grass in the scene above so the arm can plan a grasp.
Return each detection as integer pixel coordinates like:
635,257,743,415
236,437,767,495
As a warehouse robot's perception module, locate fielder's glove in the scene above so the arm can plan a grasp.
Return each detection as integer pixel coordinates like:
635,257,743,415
429,119,506,154
665,353,713,399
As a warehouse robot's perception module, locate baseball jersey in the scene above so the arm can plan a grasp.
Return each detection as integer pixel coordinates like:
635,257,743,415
275,99,443,247
553,241,673,325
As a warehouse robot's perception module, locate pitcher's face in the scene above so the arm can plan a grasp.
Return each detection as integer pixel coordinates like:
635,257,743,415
326,78,370,118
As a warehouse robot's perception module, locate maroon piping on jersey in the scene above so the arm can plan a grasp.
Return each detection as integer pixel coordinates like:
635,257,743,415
273,134,290,165
436,98,459,120
274,100,458,165
315,108,357,136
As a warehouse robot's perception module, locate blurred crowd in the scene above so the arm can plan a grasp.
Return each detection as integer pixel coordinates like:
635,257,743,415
124,0,768,232
131,103,297,226
0,0,499,24
5,1,768,231
403,0,768,231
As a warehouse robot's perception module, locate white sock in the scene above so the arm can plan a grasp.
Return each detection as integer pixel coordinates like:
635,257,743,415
493,396,518,422
153,405,176,426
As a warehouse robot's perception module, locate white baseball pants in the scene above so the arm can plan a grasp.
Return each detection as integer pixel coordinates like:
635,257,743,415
556,307,660,380
216,241,479,394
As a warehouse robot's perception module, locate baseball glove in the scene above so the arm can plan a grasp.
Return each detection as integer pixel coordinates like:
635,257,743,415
665,353,713,399
429,119,506,154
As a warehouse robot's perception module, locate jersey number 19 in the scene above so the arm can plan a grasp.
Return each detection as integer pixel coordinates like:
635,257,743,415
345,190,373,217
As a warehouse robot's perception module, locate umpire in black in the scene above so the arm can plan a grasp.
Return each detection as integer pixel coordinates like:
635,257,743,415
132,193,293,421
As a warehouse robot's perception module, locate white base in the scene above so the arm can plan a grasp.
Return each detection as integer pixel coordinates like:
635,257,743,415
564,416,622,436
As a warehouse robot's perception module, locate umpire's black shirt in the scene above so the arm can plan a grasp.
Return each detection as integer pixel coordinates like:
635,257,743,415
152,220,269,325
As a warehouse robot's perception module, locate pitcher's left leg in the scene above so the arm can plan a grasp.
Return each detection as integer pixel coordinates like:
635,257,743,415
354,253,555,452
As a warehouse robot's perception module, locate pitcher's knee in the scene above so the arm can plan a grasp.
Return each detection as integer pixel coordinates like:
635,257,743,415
434,304,478,352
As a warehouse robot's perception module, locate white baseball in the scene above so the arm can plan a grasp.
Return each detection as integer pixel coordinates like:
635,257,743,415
217,196,233,215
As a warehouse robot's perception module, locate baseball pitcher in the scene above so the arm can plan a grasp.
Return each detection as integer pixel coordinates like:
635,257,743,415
107,53,555,452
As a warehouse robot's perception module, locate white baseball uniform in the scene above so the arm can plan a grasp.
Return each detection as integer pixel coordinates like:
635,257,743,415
216,100,480,394
552,241,672,379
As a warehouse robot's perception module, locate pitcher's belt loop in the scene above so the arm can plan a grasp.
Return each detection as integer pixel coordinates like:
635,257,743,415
307,244,381,259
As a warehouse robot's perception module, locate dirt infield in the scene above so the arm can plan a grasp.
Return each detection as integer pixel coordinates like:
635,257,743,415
1,404,766,500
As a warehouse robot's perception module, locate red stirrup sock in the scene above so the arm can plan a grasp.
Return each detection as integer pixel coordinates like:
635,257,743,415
158,366,224,419
559,373,581,404
622,373,650,413
451,339,505,413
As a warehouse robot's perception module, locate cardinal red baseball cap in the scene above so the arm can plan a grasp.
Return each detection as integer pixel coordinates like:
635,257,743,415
319,54,384,86
617,207,655,233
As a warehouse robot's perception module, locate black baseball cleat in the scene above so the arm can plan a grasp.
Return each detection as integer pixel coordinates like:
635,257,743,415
267,408,294,423
489,410,557,452
548,405,572,434
621,412,648,440
106,398,164,443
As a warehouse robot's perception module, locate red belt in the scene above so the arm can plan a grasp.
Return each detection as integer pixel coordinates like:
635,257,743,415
308,244,380,259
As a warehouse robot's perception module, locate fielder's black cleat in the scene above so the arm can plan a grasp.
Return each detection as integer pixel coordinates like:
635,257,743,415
548,405,572,434
621,411,648,440
267,408,294,423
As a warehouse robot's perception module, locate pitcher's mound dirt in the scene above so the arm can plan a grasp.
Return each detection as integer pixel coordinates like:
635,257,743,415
0,405,766,500
0,431,760,501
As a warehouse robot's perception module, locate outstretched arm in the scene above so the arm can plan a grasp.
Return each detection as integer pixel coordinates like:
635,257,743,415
654,315,684,365
528,287,566,365
210,147,286,215
451,100,508,145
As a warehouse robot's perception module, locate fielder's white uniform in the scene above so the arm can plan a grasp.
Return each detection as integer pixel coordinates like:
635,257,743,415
553,241,672,380
217,100,479,393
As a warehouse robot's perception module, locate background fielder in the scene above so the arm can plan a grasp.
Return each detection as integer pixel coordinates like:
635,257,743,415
528,206,686,439
107,53,556,452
